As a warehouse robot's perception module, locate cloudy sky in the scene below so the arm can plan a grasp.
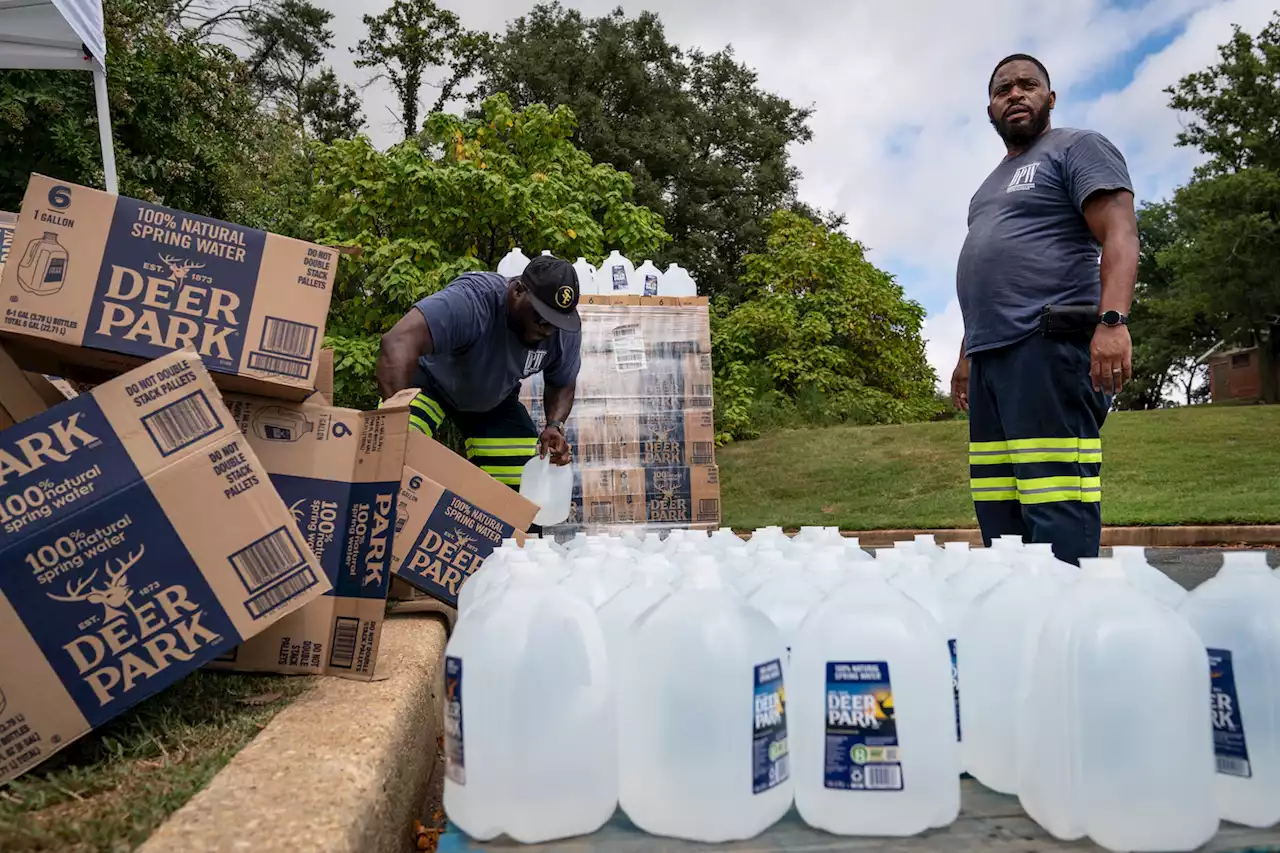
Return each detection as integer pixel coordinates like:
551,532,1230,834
316,0,1276,387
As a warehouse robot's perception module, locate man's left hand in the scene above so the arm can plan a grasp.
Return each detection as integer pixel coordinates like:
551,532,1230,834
1091,324,1132,394
538,426,572,466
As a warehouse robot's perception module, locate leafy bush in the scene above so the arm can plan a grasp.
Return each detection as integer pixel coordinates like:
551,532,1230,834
712,211,942,441
306,93,671,407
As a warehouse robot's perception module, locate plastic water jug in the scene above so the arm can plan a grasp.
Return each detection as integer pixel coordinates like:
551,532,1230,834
749,559,823,656
1179,551,1280,828
805,548,849,595
1024,542,1080,584
842,536,871,561
16,232,69,295
456,538,521,617
1110,545,1187,608
735,546,786,597
519,456,573,526
561,543,632,609
618,556,792,841
936,542,970,581
874,548,904,578
443,553,617,843
958,554,1066,794
595,250,638,295
1017,558,1217,851
791,559,959,836
635,259,662,297
890,556,951,624
947,549,1011,606
598,554,673,660
496,247,530,278
914,534,942,558
662,263,698,297
572,257,598,296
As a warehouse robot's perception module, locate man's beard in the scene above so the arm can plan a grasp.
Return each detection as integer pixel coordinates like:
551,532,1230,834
992,106,1050,146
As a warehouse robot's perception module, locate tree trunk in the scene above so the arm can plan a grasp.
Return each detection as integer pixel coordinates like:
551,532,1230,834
1263,326,1280,405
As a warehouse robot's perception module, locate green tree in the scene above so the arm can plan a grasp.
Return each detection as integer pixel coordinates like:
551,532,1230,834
711,211,940,440
474,3,817,302
1159,13,1280,402
163,0,363,141
0,0,283,220
1114,202,1217,410
353,0,488,140
308,94,670,408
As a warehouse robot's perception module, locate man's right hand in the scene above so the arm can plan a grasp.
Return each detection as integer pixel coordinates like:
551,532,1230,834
951,358,971,412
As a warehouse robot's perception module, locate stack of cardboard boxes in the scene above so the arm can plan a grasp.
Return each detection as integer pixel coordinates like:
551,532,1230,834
0,175,535,784
522,294,721,533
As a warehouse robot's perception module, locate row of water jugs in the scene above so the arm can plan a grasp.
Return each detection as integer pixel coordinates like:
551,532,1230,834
497,248,698,298
443,527,1280,850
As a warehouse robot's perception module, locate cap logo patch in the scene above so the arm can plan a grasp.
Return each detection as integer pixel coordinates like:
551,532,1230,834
555,285,575,308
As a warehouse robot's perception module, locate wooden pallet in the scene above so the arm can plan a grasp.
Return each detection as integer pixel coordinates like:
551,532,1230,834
435,779,1280,852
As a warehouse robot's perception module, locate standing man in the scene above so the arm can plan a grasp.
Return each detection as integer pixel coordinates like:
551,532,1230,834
376,254,581,490
951,54,1139,564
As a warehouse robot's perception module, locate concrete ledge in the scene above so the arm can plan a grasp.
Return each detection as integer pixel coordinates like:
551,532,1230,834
139,613,449,853
829,526,1280,548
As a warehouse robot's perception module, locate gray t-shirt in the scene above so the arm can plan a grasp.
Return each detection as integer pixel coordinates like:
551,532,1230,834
414,272,581,412
956,127,1133,354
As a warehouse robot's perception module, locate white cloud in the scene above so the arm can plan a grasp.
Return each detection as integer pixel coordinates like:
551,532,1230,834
316,0,1275,363
923,297,966,393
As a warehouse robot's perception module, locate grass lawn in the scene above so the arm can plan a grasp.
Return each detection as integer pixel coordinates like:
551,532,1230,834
717,404,1280,530
0,671,313,853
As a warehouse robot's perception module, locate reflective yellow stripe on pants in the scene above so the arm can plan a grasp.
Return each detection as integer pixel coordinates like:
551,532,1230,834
969,438,1102,505
464,436,539,486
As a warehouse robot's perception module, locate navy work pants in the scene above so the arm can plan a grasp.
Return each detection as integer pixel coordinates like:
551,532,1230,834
967,332,1110,565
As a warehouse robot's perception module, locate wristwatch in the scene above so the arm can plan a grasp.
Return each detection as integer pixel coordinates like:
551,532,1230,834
544,420,565,434
1099,311,1128,327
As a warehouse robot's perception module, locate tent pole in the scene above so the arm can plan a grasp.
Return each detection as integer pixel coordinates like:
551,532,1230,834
92,67,118,194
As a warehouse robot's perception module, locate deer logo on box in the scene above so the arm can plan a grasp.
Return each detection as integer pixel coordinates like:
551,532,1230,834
647,469,690,524
43,543,227,708
398,490,517,606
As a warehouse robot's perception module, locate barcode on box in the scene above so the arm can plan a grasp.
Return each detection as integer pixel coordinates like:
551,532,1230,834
328,617,361,669
245,567,319,619
697,498,720,523
230,527,308,592
248,351,312,379
141,390,221,457
590,501,614,523
1216,756,1251,778
260,316,318,359
692,441,715,465
865,765,903,790
582,443,606,466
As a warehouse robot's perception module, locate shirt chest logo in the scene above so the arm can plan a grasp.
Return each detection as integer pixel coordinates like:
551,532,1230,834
522,350,547,376
1006,162,1041,194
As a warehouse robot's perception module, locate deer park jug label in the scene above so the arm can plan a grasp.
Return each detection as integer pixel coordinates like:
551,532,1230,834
0,350,329,783
0,176,337,399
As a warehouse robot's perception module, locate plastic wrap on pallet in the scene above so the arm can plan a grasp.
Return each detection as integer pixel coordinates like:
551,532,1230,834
521,296,720,535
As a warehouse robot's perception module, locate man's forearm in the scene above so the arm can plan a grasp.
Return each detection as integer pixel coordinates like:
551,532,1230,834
376,310,434,400
544,382,576,423
1098,234,1139,314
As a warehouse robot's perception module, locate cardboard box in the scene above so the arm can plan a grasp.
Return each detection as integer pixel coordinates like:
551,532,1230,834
0,211,16,279
0,343,62,429
207,393,411,679
572,465,720,529
638,408,716,467
0,350,331,782
315,347,335,404
0,175,337,400
391,417,538,607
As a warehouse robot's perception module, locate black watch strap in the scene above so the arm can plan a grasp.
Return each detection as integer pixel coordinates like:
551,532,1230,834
1099,310,1128,327
545,419,565,433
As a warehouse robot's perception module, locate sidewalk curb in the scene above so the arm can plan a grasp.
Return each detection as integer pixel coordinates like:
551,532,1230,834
138,612,450,853
822,526,1280,548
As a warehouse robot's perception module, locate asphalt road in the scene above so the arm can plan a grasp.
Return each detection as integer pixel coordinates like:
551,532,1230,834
1114,547,1279,590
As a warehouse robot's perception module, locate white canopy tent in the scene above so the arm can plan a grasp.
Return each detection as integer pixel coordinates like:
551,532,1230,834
0,0,117,193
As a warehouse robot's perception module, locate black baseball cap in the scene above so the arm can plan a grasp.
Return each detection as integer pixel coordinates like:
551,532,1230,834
520,254,581,332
